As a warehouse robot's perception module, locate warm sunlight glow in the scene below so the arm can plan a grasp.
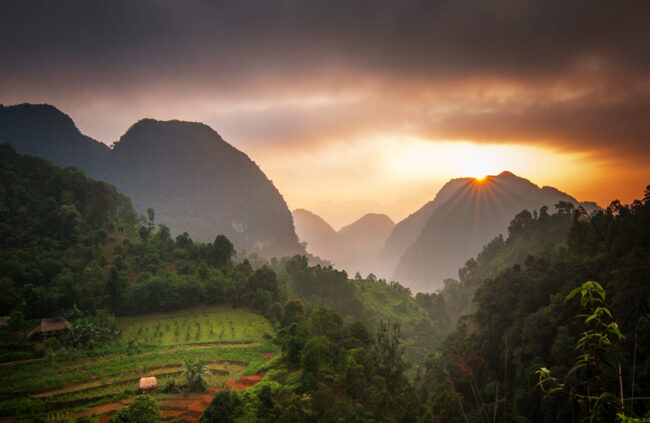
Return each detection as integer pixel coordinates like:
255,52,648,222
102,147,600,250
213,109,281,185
252,135,602,228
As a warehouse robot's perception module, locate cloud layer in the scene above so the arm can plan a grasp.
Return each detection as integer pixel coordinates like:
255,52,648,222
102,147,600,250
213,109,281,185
1,0,648,220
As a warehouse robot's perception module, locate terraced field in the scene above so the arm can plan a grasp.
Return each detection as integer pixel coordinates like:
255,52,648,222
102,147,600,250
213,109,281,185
119,305,274,345
0,306,278,423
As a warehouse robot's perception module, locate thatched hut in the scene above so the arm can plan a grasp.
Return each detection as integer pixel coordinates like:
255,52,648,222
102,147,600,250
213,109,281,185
139,377,158,394
27,318,71,342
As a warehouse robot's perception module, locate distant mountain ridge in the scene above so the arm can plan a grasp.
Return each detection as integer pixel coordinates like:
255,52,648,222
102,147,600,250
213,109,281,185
293,210,395,276
0,103,303,257
295,171,600,293
376,177,470,278
391,171,601,292
292,209,338,259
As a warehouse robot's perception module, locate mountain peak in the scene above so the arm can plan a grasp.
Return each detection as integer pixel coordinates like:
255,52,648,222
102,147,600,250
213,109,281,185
0,103,81,138
350,213,395,226
125,118,216,134
113,118,227,153
1,103,303,257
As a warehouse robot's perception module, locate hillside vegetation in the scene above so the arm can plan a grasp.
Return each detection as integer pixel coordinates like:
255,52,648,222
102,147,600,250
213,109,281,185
1,145,648,422
0,104,303,257
418,188,650,422
0,147,432,422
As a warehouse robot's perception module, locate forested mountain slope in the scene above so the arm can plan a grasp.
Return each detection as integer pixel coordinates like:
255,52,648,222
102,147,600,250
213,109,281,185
0,103,303,257
377,177,470,278
0,143,137,317
393,171,598,292
292,208,338,261
418,188,650,422
439,202,578,322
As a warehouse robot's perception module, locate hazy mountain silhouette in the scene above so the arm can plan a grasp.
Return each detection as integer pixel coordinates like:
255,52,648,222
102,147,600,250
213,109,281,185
0,104,112,179
293,208,338,260
337,213,395,275
375,177,470,278
391,171,600,292
0,103,303,257
293,210,395,276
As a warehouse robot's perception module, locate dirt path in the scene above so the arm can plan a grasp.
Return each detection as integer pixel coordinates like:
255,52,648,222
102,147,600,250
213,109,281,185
225,373,264,390
0,372,266,423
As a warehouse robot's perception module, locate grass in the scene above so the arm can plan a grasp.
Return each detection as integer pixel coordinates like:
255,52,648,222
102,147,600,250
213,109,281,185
118,305,274,345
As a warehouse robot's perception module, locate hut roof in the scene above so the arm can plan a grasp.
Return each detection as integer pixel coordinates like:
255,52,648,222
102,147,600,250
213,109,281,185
27,317,71,340
40,318,71,332
139,377,158,390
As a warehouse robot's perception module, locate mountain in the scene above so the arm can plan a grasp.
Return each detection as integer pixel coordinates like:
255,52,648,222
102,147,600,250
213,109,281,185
418,187,650,422
108,119,302,257
336,213,395,275
0,104,112,179
292,210,394,276
0,143,137,316
292,208,338,259
391,171,599,292
375,177,470,278
0,103,303,257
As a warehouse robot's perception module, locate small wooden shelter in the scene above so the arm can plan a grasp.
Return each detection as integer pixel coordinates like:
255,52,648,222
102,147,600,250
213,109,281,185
139,376,158,394
27,318,71,342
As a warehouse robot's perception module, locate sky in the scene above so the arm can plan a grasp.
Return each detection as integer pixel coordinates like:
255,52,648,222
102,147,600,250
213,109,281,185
1,0,649,228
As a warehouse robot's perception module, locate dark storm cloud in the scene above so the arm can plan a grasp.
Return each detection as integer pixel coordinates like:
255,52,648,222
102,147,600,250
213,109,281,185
1,0,648,156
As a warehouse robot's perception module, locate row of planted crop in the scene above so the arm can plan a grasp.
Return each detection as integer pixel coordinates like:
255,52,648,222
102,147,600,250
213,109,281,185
1,343,274,397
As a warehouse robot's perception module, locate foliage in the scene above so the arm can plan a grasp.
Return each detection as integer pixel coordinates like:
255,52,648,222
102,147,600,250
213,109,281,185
536,281,631,422
251,306,428,422
439,203,575,323
65,310,121,348
200,390,242,423
181,359,212,392
418,188,650,422
281,254,445,373
109,395,161,423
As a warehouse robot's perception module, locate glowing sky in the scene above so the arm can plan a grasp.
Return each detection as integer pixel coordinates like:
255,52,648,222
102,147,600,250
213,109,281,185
1,1,648,228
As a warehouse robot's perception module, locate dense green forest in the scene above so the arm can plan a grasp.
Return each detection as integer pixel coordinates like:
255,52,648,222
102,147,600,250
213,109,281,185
1,144,648,422
0,145,429,421
418,191,650,422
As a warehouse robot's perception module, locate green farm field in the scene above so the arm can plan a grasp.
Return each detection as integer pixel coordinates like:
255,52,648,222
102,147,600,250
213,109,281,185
118,305,274,345
0,306,278,423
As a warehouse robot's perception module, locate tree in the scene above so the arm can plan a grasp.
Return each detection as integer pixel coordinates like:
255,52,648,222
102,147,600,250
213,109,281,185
508,209,533,236
310,307,343,340
200,391,242,423
300,336,330,388
211,235,234,268
374,321,408,388
536,281,633,422
146,207,155,232
106,266,123,313
65,311,121,348
246,266,279,299
282,298,305,327
555,201,575,215
182,359,212,392
432,389,466,423
109,395,161,423
7,310,26,331
176,232,193,249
